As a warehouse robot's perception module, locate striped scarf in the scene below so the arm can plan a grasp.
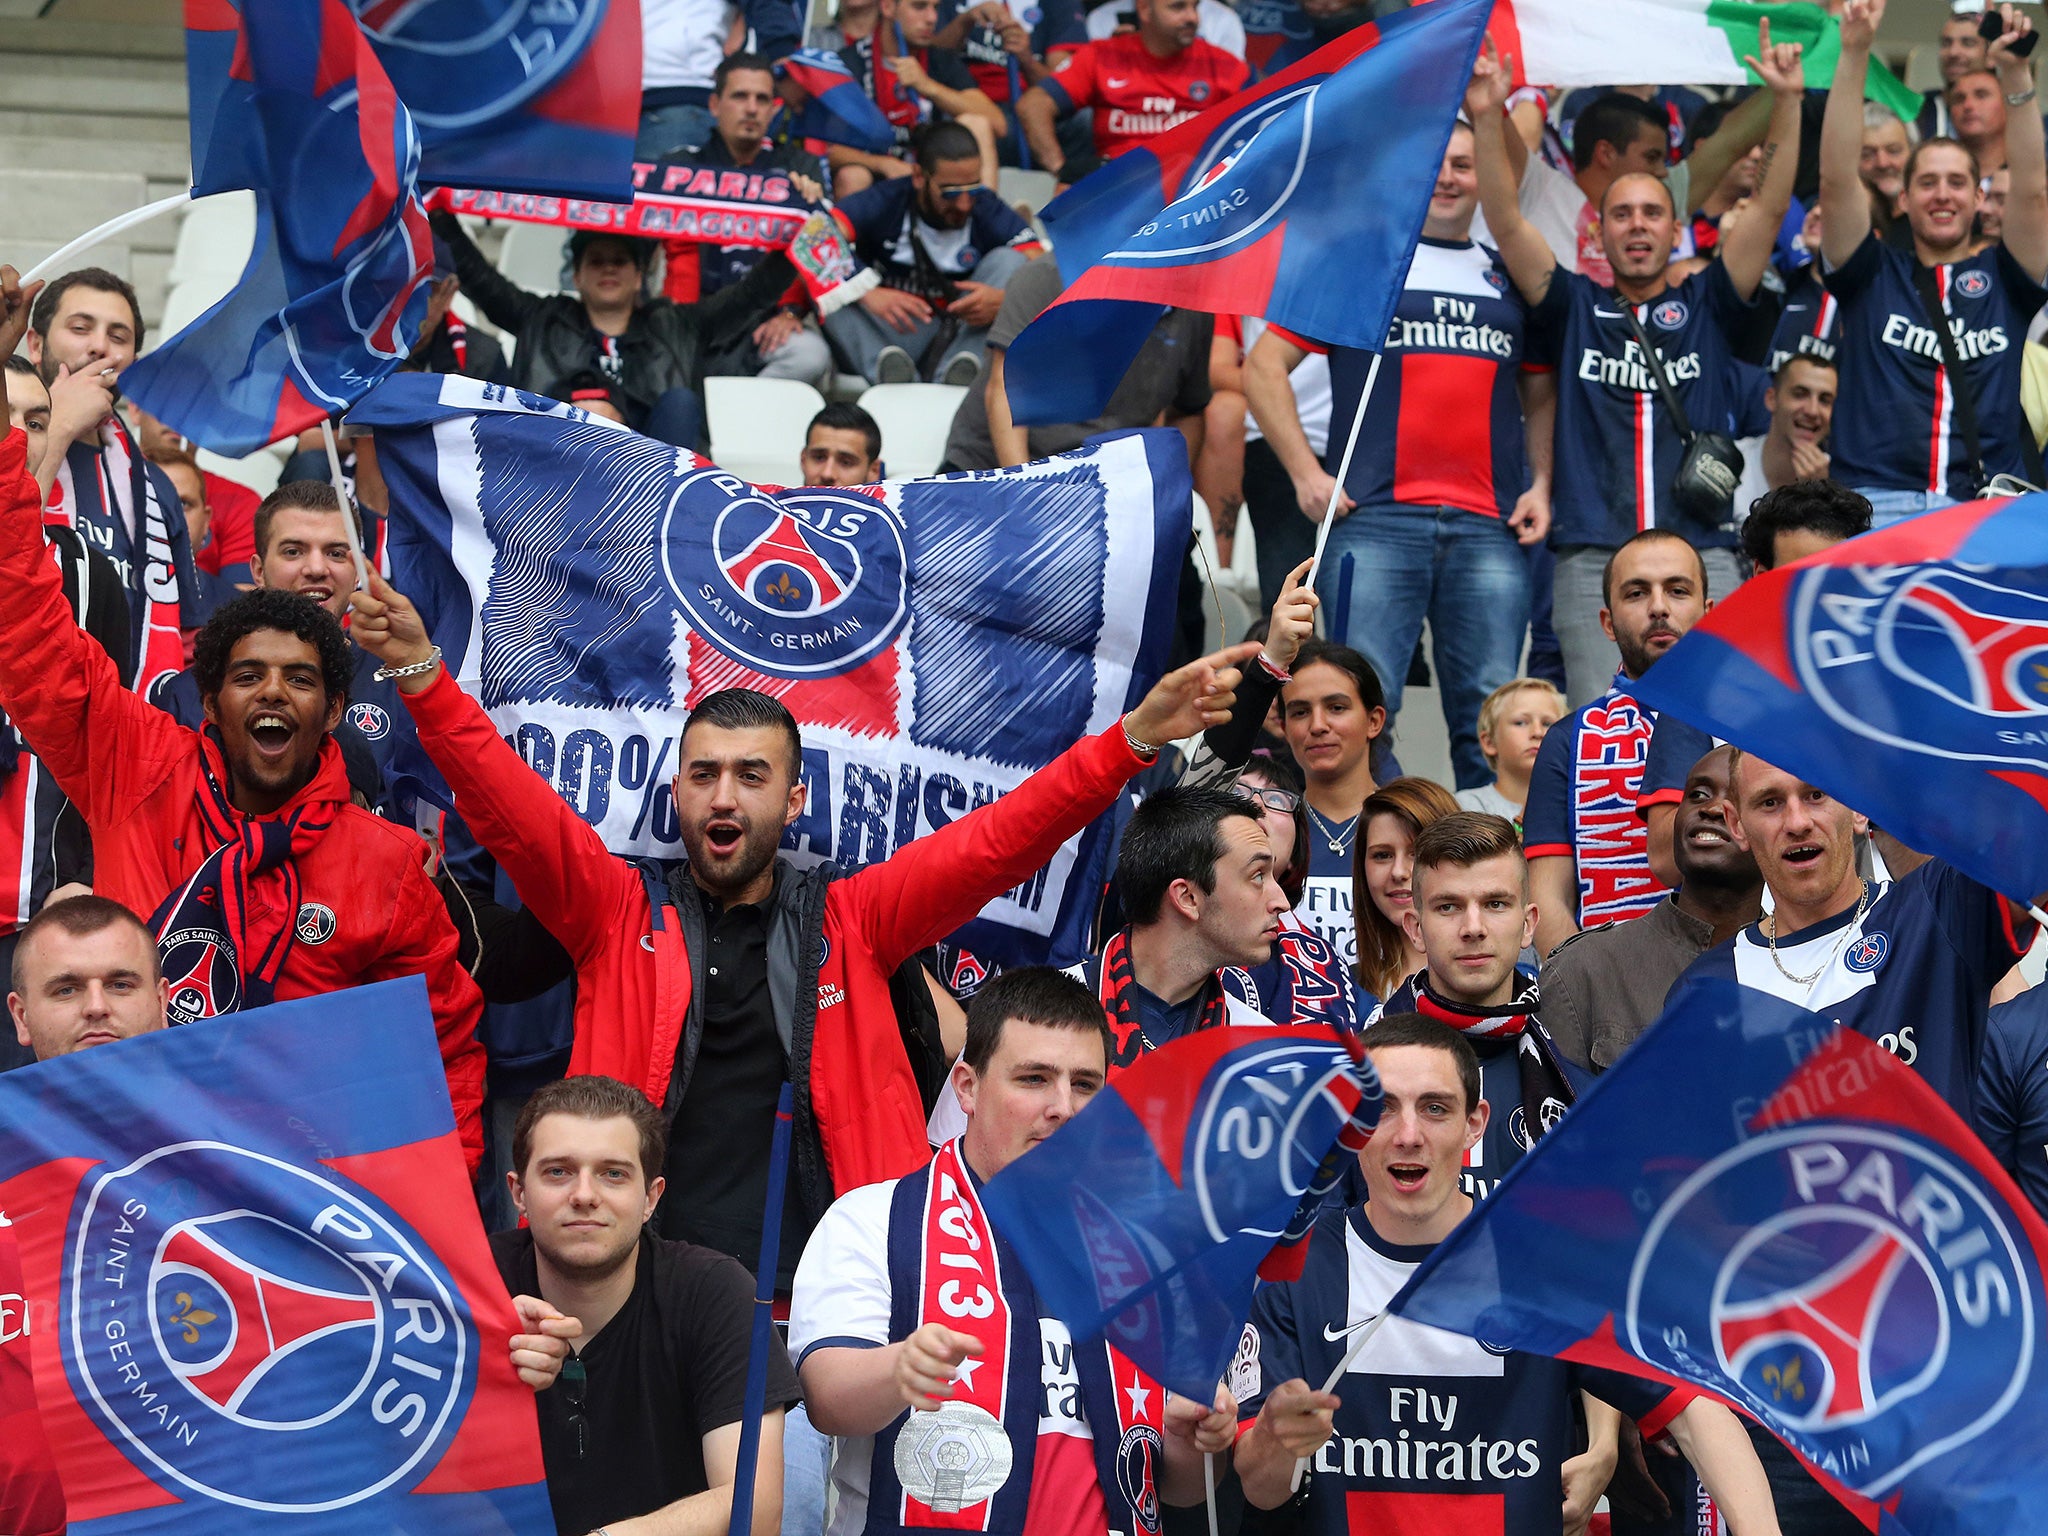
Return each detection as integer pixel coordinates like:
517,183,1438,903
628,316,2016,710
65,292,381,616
1083,928,1231,1071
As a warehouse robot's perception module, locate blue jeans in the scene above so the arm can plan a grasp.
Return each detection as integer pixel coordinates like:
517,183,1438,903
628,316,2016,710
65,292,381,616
823,246,1030,383
780,1400,832,1536
641,386,707,452
636,99,715,159
1854,486,1958,529
1315,502,1530,789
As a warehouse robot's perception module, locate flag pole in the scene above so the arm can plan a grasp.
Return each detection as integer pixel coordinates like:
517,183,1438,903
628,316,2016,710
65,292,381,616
728,1082,796,1536
1303,350,1382,593
22,191,193,286
1203,1451,1219,1536
1288,1309,1388,1493
319,418,372,594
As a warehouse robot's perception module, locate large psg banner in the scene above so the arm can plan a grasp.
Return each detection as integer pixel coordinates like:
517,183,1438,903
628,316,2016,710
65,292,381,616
1633,495,2048,906
357,373,1188,970
1389,977,2048,1536
0,978,552,1533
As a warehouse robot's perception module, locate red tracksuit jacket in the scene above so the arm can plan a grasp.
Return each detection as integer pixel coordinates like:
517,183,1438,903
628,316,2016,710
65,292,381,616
401,664,1148,1195
0,430,485,1166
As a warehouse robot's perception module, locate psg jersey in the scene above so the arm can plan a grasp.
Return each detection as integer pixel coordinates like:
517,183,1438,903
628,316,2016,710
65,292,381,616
1296,835,1359,977
1979,989,2048,1222
1766,266,1841,373
1535,262,1758,550
1522,672,1669,930
1822,232,2047,498
1237,1207,1678,1536
1273,239,1537,519
1680,860,2028,1119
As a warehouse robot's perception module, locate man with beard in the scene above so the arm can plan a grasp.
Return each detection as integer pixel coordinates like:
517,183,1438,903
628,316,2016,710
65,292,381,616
825,120,1043,385
495,1075,796,1536
346,569,1256,1292
1544,745,1762,1074
1522,530,1710,957
0,427,488,1166
15,266,200,695
1469,37,1804,707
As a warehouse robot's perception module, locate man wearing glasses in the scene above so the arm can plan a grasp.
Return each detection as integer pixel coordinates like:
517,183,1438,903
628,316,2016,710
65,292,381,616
495,1075,799,1536
824,120,1045,387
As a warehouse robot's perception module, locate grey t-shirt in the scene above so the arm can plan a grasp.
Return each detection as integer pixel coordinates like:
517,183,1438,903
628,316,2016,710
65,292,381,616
942,256,1215,470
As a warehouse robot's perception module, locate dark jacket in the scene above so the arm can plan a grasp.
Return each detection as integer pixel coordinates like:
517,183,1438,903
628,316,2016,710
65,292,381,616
430,210,799,411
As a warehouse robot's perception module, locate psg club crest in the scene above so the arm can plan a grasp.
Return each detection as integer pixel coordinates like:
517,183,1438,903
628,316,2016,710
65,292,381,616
1955,269,1992,300
1652,299,1688,331
348,0,607,129
662,469,909,679
1625,1125,2035,1496
65,1142,472,1511
1845,931,1889,974
160,929,242,1026
345,702,391,741
1792,564,2048,771
296,902,338,946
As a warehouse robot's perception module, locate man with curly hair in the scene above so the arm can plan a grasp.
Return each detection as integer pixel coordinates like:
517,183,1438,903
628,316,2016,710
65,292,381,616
0,425,487,1166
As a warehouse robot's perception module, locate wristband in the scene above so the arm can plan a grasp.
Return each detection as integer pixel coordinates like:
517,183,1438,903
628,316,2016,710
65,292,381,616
2008,86,2038,106
1121,717,1161,760
373,645,443,682
1257,653,1291,682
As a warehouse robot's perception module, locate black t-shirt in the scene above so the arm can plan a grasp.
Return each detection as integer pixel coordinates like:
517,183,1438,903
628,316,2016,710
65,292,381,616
491,1228,800,1536
660,889,814,1292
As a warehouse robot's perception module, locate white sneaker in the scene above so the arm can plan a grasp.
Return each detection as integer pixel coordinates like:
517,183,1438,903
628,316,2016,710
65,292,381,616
875,346,917,384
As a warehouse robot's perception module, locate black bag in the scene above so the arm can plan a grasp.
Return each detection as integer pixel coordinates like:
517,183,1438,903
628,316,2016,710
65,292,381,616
1617,294,1745,525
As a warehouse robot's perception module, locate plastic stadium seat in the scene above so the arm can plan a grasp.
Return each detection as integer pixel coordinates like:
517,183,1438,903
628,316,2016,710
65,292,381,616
497,221,573,296
1190,492,1255,654
705,377,829,485
997,167,1059,215
855,383,967,479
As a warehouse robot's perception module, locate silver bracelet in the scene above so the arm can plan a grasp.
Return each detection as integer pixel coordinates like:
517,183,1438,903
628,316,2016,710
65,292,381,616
373,645,443,682
2008,87,2038,106
1121,716,1161,759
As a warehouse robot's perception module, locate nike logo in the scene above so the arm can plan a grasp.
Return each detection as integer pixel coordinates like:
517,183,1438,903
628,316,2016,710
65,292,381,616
1594,308,1625,318
1106,76,1130,86
1322,1316,1378,1342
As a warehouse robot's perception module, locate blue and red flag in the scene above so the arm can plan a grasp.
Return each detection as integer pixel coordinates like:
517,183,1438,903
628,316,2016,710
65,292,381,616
979,1025,1380,1400
0,976,553,1534
1387,975,2048,1536
1003,0,1491,425
775,49,898,154
1631,497,2048,907
128,0,433,456
185,0,639,203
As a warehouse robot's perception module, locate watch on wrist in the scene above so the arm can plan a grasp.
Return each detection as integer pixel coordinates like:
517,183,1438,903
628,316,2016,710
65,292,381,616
2007,86,2038,106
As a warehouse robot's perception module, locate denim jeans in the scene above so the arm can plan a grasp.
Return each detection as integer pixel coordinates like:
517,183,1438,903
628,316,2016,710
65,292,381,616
1553,544,1742,710
1854,485,1959,529
823,247,1029,383
636,99,715,159
780,1400,832,1536
1315,502,1531,789
641,386,707,452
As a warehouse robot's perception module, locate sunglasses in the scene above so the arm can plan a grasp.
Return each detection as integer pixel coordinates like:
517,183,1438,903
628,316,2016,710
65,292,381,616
1232,783,1300,814
932,181,986,200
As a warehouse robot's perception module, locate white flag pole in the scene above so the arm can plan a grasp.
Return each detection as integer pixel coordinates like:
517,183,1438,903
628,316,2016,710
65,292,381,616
1303,351,1382,592
22,192,193,285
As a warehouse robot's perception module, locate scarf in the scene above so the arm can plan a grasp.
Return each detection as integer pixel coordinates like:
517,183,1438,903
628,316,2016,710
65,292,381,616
868,1140,1166,1536
148,732,342,1025
48,421,185,695
1378,969,1576,1146
1083,928,1230,1072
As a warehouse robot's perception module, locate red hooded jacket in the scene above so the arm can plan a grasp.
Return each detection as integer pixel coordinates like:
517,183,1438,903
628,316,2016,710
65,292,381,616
0,430,485,1167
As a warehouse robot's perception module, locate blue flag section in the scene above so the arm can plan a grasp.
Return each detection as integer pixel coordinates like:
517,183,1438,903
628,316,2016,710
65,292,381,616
776,49,898,153
1387,976,2048,1536
0,978,553,1534
354,373,1188,970
129,0,433,456
980,1026,1380,1400
1002,0,1490,425
1632,496,2048,907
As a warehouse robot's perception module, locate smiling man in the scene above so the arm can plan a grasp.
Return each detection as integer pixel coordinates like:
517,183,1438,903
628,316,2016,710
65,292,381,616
1544,745,1761,1074
0,426,487,1166
1231,1016,1781,1536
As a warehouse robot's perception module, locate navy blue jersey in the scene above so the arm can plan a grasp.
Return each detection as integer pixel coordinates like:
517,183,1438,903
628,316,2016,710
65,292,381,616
1277,239,1536,519
1223,915,1364,1031
1766,267,1840,373
832,177,1039,299
1632,716,1716,821
1236,1206,1677,1536
1979,990,2048,1223
1534,263,1758,551
1681,860,2028,1119
1822,232,2047,498
1522,672,1669,929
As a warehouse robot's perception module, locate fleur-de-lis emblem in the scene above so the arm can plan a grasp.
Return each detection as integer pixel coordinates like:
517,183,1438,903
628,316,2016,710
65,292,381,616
168,1291,218,1345
1760,1356,1805,1403
763,572,803,606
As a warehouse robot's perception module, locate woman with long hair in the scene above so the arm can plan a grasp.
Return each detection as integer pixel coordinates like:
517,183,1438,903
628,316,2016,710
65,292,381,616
1352,775,1460,1002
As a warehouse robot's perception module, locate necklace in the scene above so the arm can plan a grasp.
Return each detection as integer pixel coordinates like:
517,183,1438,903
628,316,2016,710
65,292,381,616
1766,879,1871,987
1306,803,1360,857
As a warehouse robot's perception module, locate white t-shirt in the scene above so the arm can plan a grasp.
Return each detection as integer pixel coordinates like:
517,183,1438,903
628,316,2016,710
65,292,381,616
642,0,740,89
1454,783,1519,819
1243,316,1331,454
1083,0,1246,57
788,1179,1110,1536
1733,432,1770,522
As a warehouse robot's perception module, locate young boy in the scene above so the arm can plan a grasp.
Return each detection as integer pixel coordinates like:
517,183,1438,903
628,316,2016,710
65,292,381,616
1456,677,1564,826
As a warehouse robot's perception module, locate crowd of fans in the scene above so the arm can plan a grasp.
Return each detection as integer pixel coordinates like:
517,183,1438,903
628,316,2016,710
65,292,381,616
8,0,2048,1533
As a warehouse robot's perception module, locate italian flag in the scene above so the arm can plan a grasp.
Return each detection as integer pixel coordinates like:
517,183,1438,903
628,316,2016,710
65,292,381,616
1479,0,1922,119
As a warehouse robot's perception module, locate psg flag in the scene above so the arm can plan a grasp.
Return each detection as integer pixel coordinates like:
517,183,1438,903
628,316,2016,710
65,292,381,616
1003,0,1491,425
353,373,1190,971
1387,976,2048,1536
0,976,553,1533
1632,496,2048,907
979,1026,1380,1400
776,49,898,154
128,0,432,456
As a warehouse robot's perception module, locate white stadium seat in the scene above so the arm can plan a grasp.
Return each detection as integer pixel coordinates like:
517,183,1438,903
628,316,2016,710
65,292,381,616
855,383,967,479
705,377,829,486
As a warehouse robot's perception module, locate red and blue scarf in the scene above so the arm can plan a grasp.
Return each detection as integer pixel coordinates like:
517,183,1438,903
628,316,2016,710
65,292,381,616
1082,928,1231,1072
